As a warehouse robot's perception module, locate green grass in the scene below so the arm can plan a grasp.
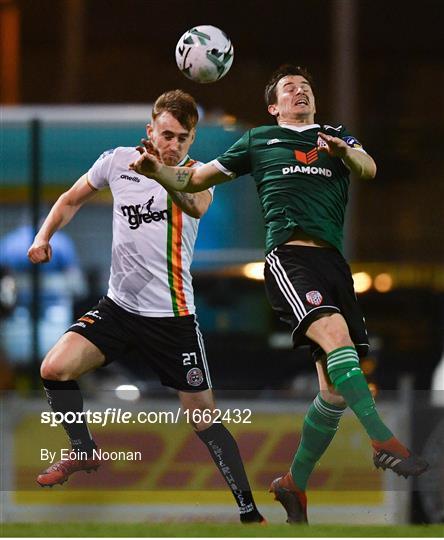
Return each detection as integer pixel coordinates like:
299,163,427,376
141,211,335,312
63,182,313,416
1,523,443,537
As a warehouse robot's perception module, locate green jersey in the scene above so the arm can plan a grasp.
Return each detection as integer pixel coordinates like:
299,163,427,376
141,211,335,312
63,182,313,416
214,123,365,254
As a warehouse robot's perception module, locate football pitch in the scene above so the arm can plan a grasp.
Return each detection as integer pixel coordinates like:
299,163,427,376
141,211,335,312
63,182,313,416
1,523,443,537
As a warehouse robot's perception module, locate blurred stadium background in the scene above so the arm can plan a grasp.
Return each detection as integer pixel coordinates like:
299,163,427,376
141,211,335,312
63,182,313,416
0,0,443,531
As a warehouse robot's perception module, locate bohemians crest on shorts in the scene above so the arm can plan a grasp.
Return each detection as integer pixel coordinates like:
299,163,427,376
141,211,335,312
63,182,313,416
186,367,204,387
306,290,323,306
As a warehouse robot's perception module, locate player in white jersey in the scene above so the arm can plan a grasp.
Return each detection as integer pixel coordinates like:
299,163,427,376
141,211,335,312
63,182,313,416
28,90,265,524
88,146,202,318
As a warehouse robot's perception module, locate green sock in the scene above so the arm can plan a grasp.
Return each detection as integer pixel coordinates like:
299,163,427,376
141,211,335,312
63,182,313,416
327,346,393,442
291,393,345,491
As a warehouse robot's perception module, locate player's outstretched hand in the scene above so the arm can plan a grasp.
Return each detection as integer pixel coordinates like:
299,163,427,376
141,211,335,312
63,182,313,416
129,139,161,176
27,239,52,264
136,138,160,158
317,132,348,159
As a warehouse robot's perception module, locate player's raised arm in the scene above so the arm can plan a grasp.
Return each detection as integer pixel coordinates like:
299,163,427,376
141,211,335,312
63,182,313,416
129,150,230,193
27,174,97,264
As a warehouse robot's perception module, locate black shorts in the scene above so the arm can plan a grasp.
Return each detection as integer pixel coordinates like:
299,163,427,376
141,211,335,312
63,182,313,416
67,296,212,392
264,245,369,359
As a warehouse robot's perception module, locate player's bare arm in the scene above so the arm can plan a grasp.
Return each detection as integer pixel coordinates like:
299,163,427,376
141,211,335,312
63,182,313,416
129,151,230,193
167,189,212,219
27,174,97,264
317,132,377,180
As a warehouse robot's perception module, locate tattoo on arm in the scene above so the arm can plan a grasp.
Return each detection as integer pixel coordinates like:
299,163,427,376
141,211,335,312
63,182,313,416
176,169,191,184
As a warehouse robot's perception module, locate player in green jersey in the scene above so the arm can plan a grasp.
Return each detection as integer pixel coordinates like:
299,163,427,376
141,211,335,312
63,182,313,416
129,65,428,524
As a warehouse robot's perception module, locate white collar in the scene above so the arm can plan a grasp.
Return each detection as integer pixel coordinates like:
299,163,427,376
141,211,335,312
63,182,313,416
279,123,320,133
177,154,191,166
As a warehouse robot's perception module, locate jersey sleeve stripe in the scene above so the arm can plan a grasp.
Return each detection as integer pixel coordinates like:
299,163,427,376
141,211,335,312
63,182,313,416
210,159,236,178
85,175,98,191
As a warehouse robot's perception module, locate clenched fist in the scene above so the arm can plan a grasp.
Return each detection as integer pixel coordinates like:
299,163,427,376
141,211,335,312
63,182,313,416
27,239,52,264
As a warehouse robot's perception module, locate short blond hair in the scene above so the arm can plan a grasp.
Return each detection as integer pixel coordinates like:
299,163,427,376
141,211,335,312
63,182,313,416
152,90,198,131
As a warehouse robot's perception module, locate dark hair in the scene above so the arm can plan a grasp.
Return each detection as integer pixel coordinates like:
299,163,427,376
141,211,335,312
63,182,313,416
152,89,198,131
265,64,315,106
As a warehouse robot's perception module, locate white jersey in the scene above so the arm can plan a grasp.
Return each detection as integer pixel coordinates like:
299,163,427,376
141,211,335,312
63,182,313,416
87,147,212,317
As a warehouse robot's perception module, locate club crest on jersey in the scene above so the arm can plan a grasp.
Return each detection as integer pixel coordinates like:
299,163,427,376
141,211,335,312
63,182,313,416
186,367,204,387
317,136,329,148
306,290,323,306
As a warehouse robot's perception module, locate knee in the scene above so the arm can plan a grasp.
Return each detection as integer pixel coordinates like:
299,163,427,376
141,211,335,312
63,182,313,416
179,390,215,431
308,314,353,351
40,351,74,381
320,387,347,408
185,406,211,431
323,325,351,349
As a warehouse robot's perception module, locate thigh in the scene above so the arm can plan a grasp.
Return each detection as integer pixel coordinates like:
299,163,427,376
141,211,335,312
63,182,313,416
264,245,340,347
306,312,354,353
41,331,105,380
138,314,213,392
178,388,215,410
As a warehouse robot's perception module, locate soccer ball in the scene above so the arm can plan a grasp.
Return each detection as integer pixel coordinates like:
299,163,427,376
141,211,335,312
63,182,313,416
175,25,234,84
